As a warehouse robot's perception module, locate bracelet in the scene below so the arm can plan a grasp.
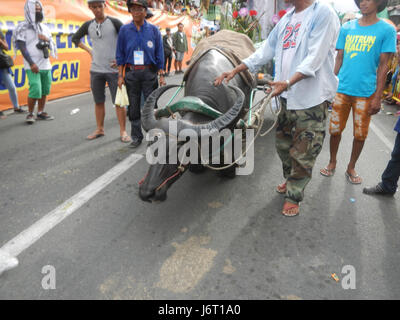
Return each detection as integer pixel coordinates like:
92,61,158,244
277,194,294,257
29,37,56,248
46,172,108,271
118,74,123,78
285,80,291,90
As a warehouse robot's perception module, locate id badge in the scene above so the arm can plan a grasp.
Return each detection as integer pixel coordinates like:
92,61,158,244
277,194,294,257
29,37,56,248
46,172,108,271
134,51,144,65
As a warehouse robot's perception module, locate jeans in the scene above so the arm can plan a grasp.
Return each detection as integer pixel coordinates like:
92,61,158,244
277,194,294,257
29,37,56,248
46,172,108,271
0,68,19,109
381,133,400,194
125,68,158,142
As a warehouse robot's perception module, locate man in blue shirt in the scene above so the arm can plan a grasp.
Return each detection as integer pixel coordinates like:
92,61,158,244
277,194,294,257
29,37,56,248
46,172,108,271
116,0,165,148
320,0,396,184
215,0,340,217
363,117,400,196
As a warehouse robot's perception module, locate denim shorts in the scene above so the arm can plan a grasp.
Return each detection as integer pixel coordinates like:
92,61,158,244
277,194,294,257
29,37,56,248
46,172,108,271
175,51,185,62
90,71,118,104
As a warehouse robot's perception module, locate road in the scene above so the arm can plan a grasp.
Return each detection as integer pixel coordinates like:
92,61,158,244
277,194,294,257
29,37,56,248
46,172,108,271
0,72,399,299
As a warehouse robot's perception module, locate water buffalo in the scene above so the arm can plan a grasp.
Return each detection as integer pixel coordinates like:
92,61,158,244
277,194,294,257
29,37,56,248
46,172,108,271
139,31,256,202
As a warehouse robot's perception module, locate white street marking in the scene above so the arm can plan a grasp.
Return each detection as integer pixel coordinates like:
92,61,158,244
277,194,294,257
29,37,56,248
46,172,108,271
0,154,143,275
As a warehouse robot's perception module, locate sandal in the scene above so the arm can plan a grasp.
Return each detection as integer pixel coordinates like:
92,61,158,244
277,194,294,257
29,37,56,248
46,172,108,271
282,202,300,217
276,182,287,194
345,171,362,184
320,166,335,177
120,134,132,143
87,131,105,140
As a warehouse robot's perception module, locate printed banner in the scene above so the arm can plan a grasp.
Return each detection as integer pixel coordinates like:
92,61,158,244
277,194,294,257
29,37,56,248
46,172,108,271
0,0,198,111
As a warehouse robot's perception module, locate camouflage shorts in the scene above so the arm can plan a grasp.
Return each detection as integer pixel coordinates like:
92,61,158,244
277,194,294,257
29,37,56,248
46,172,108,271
276,98,328,204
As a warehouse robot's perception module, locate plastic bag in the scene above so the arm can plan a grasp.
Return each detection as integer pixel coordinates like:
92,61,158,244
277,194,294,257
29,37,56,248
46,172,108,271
115,84,129,107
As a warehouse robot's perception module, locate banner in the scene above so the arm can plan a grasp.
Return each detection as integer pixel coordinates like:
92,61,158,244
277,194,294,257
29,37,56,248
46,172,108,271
0,0,198,111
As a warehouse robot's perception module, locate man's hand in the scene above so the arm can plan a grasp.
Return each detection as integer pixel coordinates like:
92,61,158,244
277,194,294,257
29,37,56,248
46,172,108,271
109,59,117,69
118,75,124,89
31,63,39,74
214,70,236,86
268,80,289,97
159,75,166,87
368,96,382,115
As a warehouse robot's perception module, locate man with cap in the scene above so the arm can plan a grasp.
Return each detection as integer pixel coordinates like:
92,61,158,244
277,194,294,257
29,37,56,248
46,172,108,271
72,0,130,142
116,0,165,148
320,0,397,185
163,27,174,76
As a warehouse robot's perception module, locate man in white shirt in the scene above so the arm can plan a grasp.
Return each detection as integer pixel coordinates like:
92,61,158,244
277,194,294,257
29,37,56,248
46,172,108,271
215,0,340,217
13,0,57,124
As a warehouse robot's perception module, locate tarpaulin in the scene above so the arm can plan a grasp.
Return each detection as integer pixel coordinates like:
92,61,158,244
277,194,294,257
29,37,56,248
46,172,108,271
0,0,199,111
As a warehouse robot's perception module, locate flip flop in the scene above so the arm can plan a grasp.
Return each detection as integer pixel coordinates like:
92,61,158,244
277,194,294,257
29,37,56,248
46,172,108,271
282,202,300,217
320,166,335,177
345,171,362,185
120,134,132,143
86,132,105,140
276,182,287,194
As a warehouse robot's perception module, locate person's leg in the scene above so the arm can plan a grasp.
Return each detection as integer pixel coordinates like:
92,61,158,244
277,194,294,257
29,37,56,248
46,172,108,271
346,96,372,183
275,99,293,188
125,70,143,144
174,57,178,73
380,133,400,193
88,72,107,138
26,70,41,123
36,70,54,120
178,58,183,72
167,54,172,74
364,133,400,195
0,69,20,110
106,73,130,141
321,93,351,175
285,102,328,212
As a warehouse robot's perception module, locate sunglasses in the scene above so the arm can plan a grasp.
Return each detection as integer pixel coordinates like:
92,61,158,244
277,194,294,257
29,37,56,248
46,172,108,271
95,23,102,38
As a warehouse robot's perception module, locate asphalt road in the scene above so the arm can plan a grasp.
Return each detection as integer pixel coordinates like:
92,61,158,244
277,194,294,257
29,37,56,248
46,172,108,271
0,72,399,300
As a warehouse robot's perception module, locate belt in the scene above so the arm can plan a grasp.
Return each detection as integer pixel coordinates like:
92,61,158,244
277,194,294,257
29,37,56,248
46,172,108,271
126,64,152,71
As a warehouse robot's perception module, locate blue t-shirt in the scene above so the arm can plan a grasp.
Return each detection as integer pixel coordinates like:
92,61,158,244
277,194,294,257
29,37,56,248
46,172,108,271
336,19,396,97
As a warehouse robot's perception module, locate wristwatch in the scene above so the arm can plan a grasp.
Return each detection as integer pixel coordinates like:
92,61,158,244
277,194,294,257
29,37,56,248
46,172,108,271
285,80,291,90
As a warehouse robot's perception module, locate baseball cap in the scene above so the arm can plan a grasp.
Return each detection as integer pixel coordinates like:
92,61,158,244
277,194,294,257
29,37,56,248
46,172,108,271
127,0,148,9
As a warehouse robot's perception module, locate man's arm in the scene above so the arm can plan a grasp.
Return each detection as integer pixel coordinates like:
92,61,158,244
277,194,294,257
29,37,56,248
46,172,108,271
16,40,39,73
369,52,394,115
334,49,344,76
71,21,91,53
0,33,9,51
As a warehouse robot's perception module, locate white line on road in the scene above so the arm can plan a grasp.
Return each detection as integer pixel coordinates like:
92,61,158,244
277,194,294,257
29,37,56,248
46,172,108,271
0,153,143,275
370,121,394,151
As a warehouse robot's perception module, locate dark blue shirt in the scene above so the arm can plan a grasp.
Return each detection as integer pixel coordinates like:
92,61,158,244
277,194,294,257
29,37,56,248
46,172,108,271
395,117,400,134
116,20,164,71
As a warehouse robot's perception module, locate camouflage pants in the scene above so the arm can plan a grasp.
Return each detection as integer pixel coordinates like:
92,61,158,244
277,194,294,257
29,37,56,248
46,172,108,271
276,98,328,204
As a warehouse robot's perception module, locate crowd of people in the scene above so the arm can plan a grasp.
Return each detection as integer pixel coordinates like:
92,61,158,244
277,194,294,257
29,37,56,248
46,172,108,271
0,0,190,148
